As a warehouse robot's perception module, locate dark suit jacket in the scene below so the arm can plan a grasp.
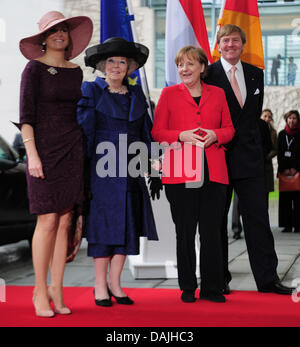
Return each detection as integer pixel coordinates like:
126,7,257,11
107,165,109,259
205,60,265,180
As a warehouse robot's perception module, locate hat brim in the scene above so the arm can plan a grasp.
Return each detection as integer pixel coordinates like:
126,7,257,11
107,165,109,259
19,16,93,60
85,40,149,73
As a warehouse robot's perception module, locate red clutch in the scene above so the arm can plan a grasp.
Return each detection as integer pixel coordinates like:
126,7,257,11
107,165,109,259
278,172,300,192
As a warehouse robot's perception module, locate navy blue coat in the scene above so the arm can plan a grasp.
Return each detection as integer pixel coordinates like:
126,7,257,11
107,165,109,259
77,77,158,245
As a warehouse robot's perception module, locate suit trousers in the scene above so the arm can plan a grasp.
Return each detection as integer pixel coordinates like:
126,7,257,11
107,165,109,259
165,181,226,295
222,176,279,289
279,191,300,227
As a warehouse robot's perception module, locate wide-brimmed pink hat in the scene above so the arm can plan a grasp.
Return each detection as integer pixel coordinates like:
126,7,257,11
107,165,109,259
19,11,93,60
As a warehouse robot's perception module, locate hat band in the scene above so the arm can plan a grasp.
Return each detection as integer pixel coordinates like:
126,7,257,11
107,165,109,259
39,16,65,32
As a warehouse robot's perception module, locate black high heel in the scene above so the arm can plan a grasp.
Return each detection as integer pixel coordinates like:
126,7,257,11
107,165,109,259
93,289,112,307
107,287,134,305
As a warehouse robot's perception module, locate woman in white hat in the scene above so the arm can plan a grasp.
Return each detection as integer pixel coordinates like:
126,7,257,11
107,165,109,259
17,11,93,317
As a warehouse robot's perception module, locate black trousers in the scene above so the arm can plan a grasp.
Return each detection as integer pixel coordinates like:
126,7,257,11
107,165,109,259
221,176,279,289
165,181,226,295
279,191,300,227
231,192,243,233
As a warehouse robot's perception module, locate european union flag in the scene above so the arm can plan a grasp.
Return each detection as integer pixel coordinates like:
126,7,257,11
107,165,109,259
100,0,140,87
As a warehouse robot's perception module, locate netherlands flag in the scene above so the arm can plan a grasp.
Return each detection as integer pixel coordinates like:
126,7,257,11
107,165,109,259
165,0,212,86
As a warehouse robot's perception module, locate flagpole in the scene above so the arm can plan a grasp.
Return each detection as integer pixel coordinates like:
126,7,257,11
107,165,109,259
211,0,216,47
127,0,153,119
211,0,225,55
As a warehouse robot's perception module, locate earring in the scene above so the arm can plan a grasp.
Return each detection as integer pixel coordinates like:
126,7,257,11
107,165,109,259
41,42,46,52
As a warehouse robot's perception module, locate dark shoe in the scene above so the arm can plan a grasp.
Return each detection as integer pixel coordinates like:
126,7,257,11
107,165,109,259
200,293,226,303
233,231,242,240
181,290,196,303
93,289,112,307
294,227,300,233
282,227,292,233
107,287,134,305
222,284,231,295
258,281,295,295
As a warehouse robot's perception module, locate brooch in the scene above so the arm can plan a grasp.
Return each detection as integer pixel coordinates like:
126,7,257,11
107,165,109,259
47,67,58,75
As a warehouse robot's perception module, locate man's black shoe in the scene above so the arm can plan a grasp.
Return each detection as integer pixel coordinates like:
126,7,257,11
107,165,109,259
223,284,231,295
282,227,292,233
181,290,196,303
233,231,242,240
258,281,295,295
200,293,226,303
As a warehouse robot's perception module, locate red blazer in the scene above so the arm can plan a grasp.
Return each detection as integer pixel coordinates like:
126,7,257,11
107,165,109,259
152,81,235,185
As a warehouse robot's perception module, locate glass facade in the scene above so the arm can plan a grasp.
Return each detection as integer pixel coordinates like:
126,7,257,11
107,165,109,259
146,0,300,88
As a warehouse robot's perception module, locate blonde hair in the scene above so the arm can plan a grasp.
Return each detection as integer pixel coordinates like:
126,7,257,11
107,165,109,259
175,46,208,79
96,57,138,76
217,24,246,44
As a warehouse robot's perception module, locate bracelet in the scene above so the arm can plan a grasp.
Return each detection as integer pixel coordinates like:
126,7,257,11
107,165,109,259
23,137,34,144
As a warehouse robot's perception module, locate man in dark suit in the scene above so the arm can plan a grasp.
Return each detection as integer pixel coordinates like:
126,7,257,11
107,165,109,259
205,24,293,295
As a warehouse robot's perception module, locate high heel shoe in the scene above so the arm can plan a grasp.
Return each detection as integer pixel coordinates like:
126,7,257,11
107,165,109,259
93,289,112,307
48,287,72,315
107,287,134,305
32,293,55,318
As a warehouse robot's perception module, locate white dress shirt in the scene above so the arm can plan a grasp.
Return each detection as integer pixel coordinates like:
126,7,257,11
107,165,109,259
220,57,247,106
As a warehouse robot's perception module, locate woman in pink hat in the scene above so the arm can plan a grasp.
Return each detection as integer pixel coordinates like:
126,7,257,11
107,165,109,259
16,11,93,317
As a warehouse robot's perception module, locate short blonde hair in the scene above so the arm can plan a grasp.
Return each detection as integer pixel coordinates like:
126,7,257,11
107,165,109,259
175,46,208,79
96,56,139,76
217,24,246,44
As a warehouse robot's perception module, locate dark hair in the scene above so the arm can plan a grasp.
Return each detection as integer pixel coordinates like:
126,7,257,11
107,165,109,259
175,46,208,79
262,108,273,117
284,110,300,123
40,23,70,53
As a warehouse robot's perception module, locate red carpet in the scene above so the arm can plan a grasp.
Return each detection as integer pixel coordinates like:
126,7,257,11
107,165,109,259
1,286,300,327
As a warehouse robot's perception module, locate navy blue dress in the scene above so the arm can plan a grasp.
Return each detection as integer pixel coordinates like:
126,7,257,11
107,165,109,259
77,77,158,257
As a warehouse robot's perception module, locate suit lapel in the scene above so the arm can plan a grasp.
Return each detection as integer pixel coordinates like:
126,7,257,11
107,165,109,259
179,83,197,107
242,62,259,110
215,61,241,108
214,60,243,125
178,81,213,109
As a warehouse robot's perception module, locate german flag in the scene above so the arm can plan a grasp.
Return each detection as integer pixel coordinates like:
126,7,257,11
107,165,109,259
211,0,264,69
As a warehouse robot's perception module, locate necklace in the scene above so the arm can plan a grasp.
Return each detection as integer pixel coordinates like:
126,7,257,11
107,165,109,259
108,85,127,94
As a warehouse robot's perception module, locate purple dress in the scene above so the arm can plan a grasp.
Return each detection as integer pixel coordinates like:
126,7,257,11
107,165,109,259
18,60,84,215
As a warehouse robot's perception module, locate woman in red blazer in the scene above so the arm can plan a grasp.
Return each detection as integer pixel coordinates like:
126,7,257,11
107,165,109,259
152,46,235,303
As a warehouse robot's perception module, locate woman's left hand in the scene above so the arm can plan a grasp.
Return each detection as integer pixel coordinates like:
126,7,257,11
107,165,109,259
198,127,217,148
290,168,297,176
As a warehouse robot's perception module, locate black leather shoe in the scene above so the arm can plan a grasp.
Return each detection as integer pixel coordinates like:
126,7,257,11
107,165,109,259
200,293,226,303
181,290,196,303
93,289,112,307
282,227,292,233
258,281,295,295
108,287,134,305
294,227,300,233
222,284,231,295
233,231,242,240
